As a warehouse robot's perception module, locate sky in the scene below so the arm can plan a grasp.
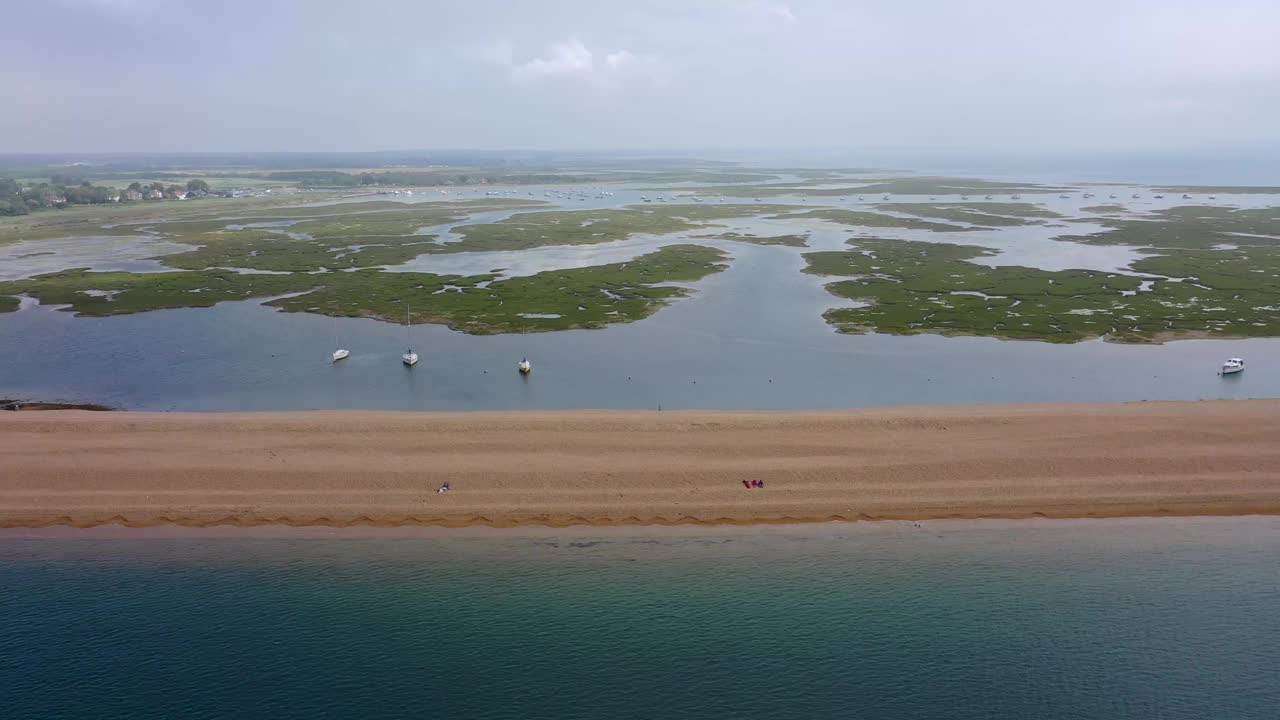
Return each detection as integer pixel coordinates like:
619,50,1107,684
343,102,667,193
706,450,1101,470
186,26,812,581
4,0,1280,154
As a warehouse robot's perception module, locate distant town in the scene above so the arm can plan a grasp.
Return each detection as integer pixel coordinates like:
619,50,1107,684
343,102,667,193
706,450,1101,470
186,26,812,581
0,177,237,216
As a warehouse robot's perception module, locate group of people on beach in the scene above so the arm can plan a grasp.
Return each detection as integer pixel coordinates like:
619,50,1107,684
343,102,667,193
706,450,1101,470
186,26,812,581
741,479,766,489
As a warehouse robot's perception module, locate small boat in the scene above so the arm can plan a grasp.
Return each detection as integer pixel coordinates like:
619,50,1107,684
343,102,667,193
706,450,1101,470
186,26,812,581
961,195,969,201
1153,194,1165,199
1221,358,1245,375
1182,194,1192,199
1109,193,1117,199
1209,195,1217,200
331,317,349,362
1059,194,1070,199
518,357,532,375
984,195,993,200
858,196,865,201
402,305,418,366
1011,194,1021,200
882,194,890,200
1132,193,1140,199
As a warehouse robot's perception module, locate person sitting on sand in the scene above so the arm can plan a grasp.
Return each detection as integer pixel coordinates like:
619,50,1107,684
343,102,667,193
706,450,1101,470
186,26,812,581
742,480,751,489
437,481,451,494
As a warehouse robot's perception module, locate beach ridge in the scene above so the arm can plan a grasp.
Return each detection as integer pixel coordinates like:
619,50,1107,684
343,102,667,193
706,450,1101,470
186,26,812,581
3,399,1278,528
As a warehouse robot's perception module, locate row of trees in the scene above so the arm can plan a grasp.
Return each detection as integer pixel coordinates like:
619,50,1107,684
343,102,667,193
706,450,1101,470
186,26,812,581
265,170,599,188
0,177,213,216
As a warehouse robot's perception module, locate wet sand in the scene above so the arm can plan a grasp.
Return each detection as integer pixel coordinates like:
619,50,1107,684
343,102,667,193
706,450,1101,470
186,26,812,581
1,400,1278,528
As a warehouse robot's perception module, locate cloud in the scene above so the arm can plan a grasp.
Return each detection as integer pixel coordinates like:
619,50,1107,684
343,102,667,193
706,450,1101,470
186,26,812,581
744,1,798,25
508,39,667,89
512,39,595,83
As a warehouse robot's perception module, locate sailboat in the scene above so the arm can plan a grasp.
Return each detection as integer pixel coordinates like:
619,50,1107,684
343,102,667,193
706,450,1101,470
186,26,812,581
331,316,349,362
401,304,418,366
518,328,532,375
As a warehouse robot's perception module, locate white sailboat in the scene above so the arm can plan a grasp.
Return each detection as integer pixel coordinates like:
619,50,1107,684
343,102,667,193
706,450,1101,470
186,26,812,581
331,316,349,362
402,304,418,366
518,357,532,375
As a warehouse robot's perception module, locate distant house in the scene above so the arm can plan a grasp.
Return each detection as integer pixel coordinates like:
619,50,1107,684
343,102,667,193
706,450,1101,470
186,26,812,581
44,194,67,205
172,189,189,200
123,189,143,201
107,193,120,202
145,189,163,200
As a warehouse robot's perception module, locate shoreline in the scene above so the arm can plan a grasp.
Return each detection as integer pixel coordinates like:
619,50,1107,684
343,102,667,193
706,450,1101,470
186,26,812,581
3,514,1277,541
3,400,1279,529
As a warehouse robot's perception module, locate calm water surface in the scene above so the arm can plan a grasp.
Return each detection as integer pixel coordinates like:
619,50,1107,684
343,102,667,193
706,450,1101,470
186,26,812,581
2,518,1278,719
2,185,1278,410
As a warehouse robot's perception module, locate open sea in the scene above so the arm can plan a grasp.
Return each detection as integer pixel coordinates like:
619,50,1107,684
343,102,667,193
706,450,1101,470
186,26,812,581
3,518,1278,719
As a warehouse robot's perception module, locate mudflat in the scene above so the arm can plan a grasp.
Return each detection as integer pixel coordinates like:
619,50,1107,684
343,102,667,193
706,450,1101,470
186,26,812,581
2,400,1278,528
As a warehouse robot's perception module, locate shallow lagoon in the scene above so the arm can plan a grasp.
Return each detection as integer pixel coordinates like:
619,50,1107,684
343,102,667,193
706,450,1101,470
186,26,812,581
2,182,1278,410
2,234,1276,411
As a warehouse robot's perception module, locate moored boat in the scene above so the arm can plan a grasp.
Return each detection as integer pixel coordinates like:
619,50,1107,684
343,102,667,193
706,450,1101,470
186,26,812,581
331,317,349,362
402,305,418,367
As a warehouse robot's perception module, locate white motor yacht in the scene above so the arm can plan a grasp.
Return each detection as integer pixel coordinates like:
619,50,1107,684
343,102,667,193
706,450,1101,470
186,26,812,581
1221,358,1245,375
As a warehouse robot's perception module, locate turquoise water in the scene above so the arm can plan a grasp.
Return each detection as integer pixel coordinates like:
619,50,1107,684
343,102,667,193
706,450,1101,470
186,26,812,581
3,519,1278,719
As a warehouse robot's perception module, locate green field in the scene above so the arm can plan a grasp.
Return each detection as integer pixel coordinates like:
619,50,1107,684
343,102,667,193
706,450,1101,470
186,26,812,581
875,202,1063,227
1056,206,1280,249
693,232,809,247
0,245,728,334
803,237,1280,343
271,244,728,334
771,209,979,232
0,198,780,333
143,202,797,274
0,193,351,246
1154,186,1280,195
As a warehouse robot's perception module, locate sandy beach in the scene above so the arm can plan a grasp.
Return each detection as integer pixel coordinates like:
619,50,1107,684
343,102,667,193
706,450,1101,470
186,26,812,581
1,399,1278,528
